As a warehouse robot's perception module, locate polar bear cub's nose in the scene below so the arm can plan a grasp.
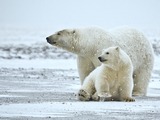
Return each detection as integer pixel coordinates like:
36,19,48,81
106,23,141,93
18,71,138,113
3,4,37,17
98,56,107,62
98,57,102,61
98,57,101,60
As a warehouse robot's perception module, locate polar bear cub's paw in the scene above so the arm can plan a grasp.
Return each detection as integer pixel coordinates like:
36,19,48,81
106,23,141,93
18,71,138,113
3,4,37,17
98,93,112,101
77,89,91,101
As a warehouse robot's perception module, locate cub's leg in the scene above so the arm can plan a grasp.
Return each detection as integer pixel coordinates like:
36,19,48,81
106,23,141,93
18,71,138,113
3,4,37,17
95,78,111,101
77,77,95,101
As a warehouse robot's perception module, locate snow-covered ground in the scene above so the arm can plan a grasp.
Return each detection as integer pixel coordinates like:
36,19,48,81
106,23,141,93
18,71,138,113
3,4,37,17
0,26,160,120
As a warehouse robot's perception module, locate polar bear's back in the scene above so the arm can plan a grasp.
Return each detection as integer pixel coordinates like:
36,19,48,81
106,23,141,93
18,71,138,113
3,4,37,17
108,27,154,70
77,27,154,71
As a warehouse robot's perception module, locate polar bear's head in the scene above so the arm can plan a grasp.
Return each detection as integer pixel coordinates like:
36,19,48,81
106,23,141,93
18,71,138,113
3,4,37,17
46,29,76,51
98,46,120,67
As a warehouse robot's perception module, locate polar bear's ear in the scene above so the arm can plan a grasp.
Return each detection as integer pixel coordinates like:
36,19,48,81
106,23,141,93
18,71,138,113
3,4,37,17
115,46,120,51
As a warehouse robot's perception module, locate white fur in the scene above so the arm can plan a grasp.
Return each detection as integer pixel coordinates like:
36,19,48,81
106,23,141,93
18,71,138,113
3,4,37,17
77,46,135,101
47,27,154,96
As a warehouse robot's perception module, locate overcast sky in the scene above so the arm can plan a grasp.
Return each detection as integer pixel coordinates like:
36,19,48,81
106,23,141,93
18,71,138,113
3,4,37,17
0,0,160,29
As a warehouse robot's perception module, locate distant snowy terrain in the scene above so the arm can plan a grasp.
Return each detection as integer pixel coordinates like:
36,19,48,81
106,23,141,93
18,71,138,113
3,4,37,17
0,26,160,120
0,26,160,60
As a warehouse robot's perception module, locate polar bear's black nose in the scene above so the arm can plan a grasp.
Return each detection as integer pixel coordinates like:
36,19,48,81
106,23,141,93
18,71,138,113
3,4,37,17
46,37,49,41
46,37,51,43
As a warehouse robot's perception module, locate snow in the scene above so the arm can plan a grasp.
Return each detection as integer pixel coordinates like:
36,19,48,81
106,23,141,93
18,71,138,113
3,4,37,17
0,59,77,69
0,95,25,98
0,101,159,118
0,56,159,119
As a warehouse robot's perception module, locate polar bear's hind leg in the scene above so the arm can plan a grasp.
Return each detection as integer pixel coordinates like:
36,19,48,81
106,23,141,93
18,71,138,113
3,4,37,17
133,66,152,96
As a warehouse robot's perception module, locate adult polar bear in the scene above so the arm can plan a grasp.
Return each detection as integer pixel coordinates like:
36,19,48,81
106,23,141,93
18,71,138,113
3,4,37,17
46,27,154,96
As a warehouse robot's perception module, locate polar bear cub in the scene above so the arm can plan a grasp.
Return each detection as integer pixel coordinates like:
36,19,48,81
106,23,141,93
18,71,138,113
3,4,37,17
78,46,135,102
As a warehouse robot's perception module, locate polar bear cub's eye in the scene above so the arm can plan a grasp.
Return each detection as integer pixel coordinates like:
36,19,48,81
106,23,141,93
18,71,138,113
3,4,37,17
106,52,109,54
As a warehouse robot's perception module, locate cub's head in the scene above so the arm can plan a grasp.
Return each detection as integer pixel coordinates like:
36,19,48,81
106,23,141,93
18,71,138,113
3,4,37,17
46,29,76,51
98,46,120,67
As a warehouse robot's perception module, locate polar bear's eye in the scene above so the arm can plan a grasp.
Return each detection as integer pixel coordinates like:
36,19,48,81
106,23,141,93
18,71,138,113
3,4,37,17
57,32,61,35
106,52,109,54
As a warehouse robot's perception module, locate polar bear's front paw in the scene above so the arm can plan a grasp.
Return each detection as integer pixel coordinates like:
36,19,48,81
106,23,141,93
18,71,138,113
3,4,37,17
123,97,135,102
77,89,91,101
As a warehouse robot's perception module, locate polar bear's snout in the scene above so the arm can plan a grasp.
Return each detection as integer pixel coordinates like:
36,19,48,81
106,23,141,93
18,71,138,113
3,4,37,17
46,37,56,44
